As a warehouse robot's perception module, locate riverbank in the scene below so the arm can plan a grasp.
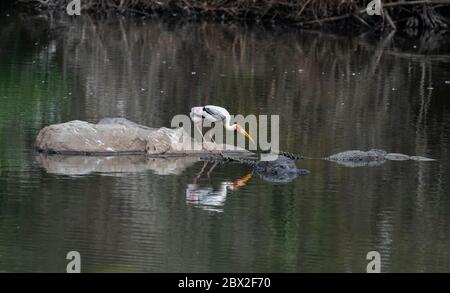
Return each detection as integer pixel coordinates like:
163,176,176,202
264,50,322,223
12,0,450,32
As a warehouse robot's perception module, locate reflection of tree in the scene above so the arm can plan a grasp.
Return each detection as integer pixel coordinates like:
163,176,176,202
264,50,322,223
0,16,72,171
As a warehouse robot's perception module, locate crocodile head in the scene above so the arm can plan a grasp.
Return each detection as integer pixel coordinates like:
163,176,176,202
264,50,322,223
253,155,310,183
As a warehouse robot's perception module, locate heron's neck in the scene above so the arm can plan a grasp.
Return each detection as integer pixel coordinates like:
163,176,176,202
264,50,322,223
224,116,235,131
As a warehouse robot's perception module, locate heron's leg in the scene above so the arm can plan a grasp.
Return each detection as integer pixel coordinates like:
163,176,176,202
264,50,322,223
206,161,219,178
206,129,216,143
193,160,209,184
204,128,223,155
195,122,215,153
194,122,204,144
204,128,216,145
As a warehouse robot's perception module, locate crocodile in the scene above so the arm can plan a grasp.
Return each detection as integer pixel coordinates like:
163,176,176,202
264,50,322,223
223,153,310,183
324,149,435,167
275,148,435,167
220,148,435,170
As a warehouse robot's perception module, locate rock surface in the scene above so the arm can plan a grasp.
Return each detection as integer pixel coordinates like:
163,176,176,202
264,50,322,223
35,118,251,156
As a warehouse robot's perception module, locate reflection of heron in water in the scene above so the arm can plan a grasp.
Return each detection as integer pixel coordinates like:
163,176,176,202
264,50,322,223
187,153,310,211
192,159,252,186
193,160,220,183
186,174,252,212
188,158,252,212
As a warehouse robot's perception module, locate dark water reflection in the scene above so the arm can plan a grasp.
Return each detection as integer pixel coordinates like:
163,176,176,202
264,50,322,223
1,13,450,272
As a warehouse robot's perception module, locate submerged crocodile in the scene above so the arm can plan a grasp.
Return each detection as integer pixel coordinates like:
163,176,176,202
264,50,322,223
323,149,435,167
223,153,310,183
220,148,434,176
274,148,435,167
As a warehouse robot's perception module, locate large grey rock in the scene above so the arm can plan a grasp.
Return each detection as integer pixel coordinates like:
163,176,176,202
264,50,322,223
35,119,161,155
35,118,251,156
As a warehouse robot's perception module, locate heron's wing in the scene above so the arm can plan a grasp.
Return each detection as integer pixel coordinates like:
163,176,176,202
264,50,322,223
203,106,227,121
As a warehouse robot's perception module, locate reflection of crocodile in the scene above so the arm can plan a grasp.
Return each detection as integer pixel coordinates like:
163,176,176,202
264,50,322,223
223,153,310,183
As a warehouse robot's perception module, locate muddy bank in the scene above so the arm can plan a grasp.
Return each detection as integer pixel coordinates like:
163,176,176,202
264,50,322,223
14,0,450,32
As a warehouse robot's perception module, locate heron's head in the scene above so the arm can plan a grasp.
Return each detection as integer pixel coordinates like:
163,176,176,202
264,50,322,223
234,124,255,144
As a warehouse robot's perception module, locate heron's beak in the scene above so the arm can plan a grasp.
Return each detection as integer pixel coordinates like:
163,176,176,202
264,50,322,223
237,125,255,145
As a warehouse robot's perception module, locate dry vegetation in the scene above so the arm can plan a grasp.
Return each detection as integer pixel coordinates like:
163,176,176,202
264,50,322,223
14,0,450,31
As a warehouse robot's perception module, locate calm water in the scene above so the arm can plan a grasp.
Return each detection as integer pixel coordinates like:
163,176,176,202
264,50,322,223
1,13,450,272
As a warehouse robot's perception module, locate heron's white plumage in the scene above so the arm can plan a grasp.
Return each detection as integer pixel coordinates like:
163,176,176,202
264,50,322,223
189,105,255,145
190,105,233,130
